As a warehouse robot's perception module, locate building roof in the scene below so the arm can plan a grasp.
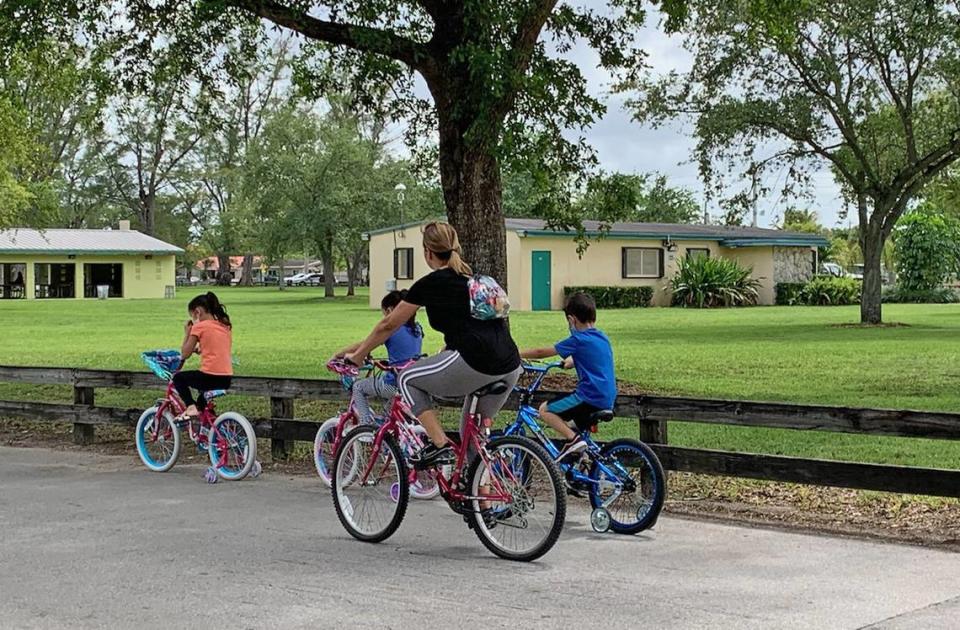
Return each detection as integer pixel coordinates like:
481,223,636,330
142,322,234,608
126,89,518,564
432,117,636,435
0,228,184,255
365,218,829,247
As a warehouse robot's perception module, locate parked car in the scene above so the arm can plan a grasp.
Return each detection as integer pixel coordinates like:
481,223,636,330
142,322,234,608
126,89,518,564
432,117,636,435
847,264,895,285
819,262,848,278
284,272,323,286
175,274,202,286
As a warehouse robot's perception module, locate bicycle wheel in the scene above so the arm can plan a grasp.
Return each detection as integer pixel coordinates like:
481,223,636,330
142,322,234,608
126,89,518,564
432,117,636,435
466,435,566,562
408,425,440,500
135,406,181,472
590,438,665,535
332,425,408,543
314,416,342,486
208,412,257,481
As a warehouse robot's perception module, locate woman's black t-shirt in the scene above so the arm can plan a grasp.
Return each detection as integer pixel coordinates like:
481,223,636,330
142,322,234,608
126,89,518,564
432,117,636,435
405,268,520,376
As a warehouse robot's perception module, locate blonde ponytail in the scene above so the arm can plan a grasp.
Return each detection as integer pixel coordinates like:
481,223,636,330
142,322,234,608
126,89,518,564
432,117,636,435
446,249,473,276
423,221,473,277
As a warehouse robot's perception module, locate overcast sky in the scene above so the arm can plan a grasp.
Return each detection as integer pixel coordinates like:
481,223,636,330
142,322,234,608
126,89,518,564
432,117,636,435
565,10,848,229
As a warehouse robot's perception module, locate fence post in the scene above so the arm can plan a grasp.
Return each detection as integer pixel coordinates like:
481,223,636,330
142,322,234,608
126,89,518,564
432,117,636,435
73,386,96,445
270,396,294,461
638,403,668,445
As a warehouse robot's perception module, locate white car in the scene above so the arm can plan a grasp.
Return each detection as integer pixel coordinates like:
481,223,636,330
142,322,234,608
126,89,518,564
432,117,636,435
820,262,847,278
285,272,322,286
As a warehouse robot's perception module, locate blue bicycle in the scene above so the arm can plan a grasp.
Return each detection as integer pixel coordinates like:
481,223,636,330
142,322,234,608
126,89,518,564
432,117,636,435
502,362,666,534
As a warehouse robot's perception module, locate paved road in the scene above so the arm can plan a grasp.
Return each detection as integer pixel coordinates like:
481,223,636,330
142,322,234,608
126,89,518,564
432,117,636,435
1,446,958,630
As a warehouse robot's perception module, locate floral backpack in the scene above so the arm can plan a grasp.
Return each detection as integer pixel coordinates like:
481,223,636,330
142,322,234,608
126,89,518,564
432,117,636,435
468,274,510,320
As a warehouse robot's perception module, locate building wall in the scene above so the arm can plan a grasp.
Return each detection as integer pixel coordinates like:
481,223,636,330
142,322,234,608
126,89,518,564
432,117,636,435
513,237,722,309
367,227,811,310
0,254,177,299
367,228,432,308
721,246,776,305
773,246,817,283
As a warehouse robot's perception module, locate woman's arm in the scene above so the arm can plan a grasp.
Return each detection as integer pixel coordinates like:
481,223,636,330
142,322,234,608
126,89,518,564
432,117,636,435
346,301,419,365
520,346,558,360
333,341,363,359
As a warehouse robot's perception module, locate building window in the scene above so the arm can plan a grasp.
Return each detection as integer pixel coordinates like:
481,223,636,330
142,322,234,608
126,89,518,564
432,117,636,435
686,248,710,260
394,248,414,280
622,248,663,279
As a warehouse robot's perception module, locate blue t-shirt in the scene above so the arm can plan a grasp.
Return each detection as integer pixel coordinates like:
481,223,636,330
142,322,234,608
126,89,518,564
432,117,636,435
383,323,424,385
554,328,616,408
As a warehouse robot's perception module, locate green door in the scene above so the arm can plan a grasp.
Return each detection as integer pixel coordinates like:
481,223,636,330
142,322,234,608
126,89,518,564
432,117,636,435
531,251,552,311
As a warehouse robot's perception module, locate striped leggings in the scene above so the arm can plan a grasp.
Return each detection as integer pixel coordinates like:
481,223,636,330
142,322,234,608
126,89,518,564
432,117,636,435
350,375,397,424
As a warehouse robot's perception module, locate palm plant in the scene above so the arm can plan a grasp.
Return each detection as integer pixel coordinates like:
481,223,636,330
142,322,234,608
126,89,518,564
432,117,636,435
669,255,762,308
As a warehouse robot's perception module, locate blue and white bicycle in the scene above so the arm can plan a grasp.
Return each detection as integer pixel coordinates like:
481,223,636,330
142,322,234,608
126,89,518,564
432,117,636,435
501,362,665,534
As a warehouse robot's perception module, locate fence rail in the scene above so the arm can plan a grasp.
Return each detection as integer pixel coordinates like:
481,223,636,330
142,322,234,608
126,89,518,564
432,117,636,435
2,364,959,498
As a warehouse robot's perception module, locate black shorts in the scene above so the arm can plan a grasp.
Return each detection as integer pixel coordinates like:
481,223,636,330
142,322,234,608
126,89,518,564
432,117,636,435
546,394,605,432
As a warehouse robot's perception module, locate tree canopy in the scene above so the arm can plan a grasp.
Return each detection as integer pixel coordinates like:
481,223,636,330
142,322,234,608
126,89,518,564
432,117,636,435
626,0,960,323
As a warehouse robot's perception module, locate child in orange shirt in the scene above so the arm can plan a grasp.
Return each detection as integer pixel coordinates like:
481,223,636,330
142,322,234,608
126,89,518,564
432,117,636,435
173,292,233,420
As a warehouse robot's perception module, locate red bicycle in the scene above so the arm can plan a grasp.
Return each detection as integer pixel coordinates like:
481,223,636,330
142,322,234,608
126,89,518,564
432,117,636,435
331,375,566,562
135,350,258,482
315,359,438,499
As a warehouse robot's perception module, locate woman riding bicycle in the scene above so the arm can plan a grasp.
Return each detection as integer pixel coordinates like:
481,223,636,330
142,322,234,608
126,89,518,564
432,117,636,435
344,221,522,468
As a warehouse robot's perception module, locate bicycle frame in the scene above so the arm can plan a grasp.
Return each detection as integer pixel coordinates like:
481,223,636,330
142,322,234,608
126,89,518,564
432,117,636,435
358,394,517,507
503,364,632,508
151,375,218,449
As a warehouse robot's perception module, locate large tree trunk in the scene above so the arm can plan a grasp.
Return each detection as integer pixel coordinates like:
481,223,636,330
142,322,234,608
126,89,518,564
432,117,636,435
277,259,285,291
239,254,255,286
345,258,355,296
859,225,884,324
437,112,508,287
215,253,232,286
322,240,335,298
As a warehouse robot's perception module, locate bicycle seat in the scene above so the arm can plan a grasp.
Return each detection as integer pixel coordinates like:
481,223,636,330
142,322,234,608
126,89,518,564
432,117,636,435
589,409,614,423
471,380,509,398
203,389,229,401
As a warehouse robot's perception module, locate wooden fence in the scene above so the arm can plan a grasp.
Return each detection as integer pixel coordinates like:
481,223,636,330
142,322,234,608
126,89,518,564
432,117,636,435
2,364,959,498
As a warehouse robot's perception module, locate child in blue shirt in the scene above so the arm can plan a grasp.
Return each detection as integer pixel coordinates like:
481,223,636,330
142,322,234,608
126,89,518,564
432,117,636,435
335,290,423,422
520,292,617,460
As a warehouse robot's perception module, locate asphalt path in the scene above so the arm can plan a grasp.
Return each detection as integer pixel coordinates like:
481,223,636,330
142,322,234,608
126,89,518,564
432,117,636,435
1,446,958,629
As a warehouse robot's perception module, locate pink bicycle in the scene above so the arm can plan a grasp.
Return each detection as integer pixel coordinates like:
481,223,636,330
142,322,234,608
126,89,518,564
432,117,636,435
331,374,567,562
317,359,438,499
135,350,259,481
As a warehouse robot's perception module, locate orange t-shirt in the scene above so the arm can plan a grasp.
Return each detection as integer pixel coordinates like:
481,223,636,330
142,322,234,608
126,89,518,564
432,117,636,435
191,319,233,376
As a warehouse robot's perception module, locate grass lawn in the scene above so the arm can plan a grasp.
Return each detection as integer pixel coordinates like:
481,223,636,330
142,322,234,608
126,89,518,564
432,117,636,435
2,286,960,469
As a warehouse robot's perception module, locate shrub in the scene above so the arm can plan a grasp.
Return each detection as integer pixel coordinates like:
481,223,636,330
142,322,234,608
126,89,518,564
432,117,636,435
893,208,960,291
882,286,960,304
669,255,761,308
800,276,861,305
775,282,807,306
563,286,653,309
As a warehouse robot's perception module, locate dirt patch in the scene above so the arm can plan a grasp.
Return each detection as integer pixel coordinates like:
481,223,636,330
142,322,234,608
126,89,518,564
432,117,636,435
3,417,957,551
538,373,651,396
830,322,911,329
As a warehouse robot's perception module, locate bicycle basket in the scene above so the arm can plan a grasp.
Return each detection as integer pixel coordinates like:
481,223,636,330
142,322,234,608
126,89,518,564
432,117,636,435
141,350,182,381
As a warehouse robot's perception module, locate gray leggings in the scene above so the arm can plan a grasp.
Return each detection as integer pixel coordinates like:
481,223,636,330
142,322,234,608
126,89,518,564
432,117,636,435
397,350,522,437
350,375,397,424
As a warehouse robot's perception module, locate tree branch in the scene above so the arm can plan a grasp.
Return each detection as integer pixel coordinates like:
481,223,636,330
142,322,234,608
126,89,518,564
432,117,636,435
225,0,431,71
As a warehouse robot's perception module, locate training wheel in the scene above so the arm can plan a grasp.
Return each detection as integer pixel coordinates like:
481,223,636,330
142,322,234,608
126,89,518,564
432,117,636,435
203,467,219,484
590,507,610,533
250,460,263,478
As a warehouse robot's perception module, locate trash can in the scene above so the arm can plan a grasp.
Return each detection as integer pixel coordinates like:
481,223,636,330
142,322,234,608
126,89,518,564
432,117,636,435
96,285,110,300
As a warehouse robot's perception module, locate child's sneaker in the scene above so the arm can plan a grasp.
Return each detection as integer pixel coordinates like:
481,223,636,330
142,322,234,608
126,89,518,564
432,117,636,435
556,437,588,462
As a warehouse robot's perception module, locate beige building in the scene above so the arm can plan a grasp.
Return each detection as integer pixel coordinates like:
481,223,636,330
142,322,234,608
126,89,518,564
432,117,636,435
365,218,828,310
0,223,182,300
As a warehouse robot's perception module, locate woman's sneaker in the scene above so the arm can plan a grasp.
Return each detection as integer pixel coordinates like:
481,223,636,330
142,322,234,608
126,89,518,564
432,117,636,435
410,442,455,470
556,437,588,462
